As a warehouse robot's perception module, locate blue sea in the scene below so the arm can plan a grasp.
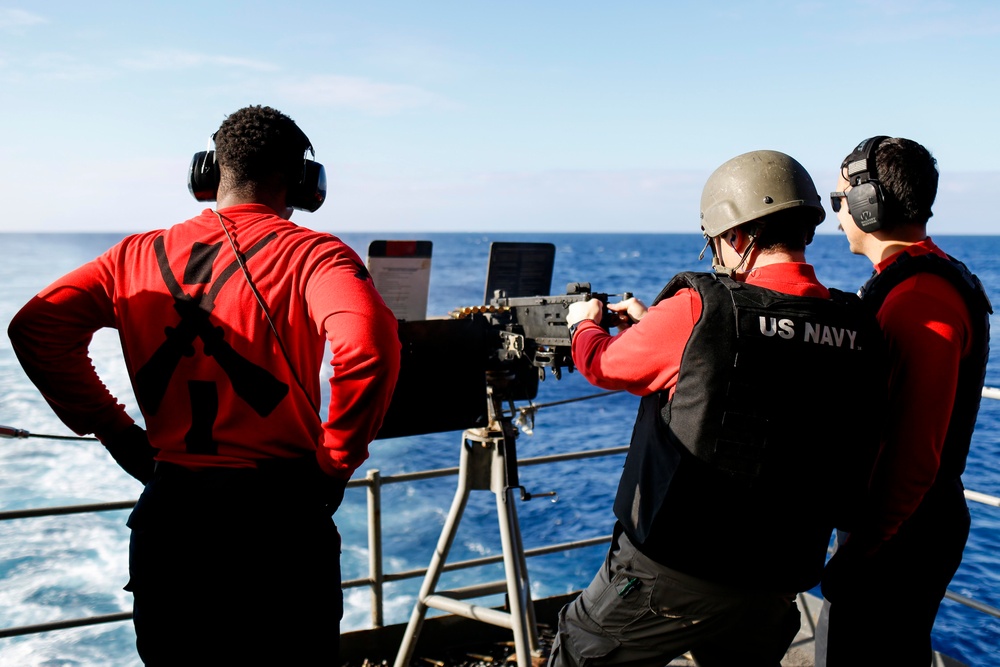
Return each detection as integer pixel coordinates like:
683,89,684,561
1,232,998,666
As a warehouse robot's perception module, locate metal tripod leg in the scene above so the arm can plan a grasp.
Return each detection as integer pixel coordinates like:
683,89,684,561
496,468,541,661
393,425,539,667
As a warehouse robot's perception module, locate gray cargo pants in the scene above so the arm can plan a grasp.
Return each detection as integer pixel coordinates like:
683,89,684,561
548,527,801,667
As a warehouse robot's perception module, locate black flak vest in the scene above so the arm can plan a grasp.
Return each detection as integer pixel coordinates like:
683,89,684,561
613,272,888,592
860,251,991,482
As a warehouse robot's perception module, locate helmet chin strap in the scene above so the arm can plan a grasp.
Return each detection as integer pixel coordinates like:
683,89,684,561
698,235,712,262
698,234,732,275
709,232,758,276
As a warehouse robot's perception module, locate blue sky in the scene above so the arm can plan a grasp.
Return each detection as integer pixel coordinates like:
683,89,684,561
2,1,998,234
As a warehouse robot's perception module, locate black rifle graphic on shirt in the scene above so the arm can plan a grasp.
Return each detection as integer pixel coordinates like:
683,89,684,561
135,234,289,419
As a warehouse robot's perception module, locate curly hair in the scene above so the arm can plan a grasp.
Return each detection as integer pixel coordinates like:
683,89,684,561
213,105,312,192
842,137,938,231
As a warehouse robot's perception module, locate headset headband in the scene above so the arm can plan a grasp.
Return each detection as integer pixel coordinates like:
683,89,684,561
845,135,889,186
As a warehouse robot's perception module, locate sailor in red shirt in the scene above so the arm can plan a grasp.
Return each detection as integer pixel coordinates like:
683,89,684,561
8,105,401,665
548,151,886,667
817,137,991,667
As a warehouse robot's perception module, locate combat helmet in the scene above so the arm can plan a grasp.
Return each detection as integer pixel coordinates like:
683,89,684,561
700,150,825,238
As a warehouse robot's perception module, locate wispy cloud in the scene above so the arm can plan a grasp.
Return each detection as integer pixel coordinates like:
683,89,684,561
1,49,278,84
2,51,112,83
0,8,46,31
279,74,453,114
120,50,279,72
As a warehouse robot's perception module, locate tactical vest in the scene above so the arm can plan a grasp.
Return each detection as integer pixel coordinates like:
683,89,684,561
859,251,992,482
613,272,887,592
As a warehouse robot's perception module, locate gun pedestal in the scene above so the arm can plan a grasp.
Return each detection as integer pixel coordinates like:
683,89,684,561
393,385,541,667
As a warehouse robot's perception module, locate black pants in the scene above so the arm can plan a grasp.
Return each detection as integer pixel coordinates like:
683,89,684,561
126,462,344,666
817,480,970,667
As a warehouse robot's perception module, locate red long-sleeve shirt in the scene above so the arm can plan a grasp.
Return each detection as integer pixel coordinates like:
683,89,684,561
8,204,401,480
571,262,831,397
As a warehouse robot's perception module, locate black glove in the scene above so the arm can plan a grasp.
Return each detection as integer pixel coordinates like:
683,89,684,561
101,424,158,484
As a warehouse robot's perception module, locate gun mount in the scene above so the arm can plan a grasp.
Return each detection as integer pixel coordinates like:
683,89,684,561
377,242,634,666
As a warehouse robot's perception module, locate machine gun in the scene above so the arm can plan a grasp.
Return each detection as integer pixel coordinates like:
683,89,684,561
375,281,630,440
481,281,630,376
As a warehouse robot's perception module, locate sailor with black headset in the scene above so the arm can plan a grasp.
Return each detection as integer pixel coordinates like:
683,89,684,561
8,105,402,665
818,136,991,667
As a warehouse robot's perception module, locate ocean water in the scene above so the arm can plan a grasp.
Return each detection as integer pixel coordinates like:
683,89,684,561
0,231,998,666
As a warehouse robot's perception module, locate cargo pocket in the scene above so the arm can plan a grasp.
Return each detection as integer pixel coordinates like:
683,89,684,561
554,596,622,664
572,567,657,661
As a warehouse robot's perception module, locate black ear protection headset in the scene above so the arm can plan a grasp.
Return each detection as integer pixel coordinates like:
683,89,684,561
843,135,889,233
187,135,327,212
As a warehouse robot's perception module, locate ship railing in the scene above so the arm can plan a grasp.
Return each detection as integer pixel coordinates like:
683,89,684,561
1,389,999,641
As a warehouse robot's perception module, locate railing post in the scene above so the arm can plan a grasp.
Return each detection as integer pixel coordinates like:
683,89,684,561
366,468,384,628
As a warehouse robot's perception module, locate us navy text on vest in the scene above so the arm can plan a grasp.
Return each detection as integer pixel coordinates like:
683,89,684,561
756,316,859,348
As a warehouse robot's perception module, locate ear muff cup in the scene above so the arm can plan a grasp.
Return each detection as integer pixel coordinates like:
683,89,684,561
288,160,327,212
847,180,885,233
188,150,220,202
843,135,889,233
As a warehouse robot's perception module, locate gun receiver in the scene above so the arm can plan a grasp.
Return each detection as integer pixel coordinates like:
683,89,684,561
486,282,631,373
